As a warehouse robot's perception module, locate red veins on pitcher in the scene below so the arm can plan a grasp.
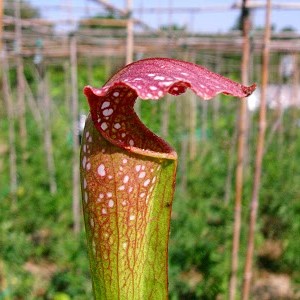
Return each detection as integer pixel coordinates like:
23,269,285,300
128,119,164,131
80,58,256,299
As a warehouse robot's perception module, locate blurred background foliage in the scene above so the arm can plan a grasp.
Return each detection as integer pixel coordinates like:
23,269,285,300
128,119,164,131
1,0,300,299
1,57,300,299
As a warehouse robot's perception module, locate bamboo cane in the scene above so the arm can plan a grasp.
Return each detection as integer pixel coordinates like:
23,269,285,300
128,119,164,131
1,50,18,202
14,0,27,153
70,35,81,234
242,1,272,299
229,1,251,298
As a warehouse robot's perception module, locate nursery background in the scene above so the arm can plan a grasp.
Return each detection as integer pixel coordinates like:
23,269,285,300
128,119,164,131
1,0,300,299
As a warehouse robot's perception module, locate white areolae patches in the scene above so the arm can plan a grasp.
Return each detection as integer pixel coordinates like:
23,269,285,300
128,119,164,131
82,156,87,168
114,123,121,129
82,154,91,172
154,75,165,81
97,193,104,203
101,122,108,131
123,175,129,184
101,101,110,109
102,208,107,215
129,215,135,221
135,165,141,172
159,81,173,87
97,164,106,177
107,192,112,198
138,171,146,179
150,86,158,91
108,199,114,208
113,91,120,97
118,185,125,191
143,179,150,187
103,108,114,117
122,158,127,164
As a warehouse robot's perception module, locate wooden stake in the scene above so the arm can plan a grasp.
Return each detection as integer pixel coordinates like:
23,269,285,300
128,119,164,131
292,54,299,123
70,35,81,234
0,0,3,111
177,93,189,194
189,92,197,160
224,125,238,205
242,1,271,299
63,60,71,111
126,0,134,64
229,1,251,299
201,96,208,140
179,136,188,195
0,0,3,52
212,51,221,130
1,50,18,202
14,0,28,152
43,75,57,195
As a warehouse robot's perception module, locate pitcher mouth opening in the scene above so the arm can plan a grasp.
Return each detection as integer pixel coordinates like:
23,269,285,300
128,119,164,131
84,84,177,160
84,58,256,161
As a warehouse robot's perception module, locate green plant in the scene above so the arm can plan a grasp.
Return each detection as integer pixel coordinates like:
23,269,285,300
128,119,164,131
80,57,255,299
